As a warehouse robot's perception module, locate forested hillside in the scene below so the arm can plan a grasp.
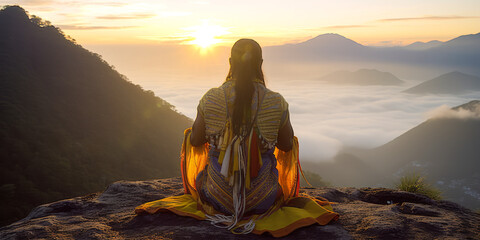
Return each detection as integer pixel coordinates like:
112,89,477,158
0,6,192,226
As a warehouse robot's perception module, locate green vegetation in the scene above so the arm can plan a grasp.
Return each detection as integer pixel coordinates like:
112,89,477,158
300,171,331,188
396,173,442,200
0,6,192,226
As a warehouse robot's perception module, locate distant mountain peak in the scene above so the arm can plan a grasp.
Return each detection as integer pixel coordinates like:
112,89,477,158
450,32,480,40
443,32,480,47
312,33,347,39
405,40,443,50
320,68,403,86
301,33,364,47
404,71,480,94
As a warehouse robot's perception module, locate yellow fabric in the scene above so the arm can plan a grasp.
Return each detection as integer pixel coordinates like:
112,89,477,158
135,128,339,237
181,128,209,201
275,137,300,200
180,128,299,202
253,197,338,237
246,130,252,188
232,139,240,172
135,194,206,220
217,121,232,165
135,194,338,238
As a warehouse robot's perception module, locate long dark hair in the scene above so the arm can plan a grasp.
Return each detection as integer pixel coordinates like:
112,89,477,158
226,39,265,135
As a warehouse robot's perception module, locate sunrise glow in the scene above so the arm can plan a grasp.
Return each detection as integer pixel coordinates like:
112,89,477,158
2,0,478,47
186,21,228,48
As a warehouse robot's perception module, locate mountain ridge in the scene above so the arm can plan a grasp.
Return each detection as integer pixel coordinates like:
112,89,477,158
404,71,480,94
441,32,480,47
320,69,404,86
263,31,480,77
277,32,480,49
405,40,443,50
298,33,365,48
0,5,192,226
306,100,480,209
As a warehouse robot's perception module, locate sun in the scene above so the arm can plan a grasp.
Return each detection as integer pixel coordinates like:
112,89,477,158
187,21,228,49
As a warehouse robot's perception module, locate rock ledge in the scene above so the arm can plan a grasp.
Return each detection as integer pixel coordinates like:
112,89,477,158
1,178,479,239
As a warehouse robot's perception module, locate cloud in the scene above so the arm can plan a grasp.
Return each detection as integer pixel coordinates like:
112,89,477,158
136,35,194,44
371,40,405,46
83,44,480,162
8,0,54,6
323,25,370,29
85,1,128,7
190,1,209,4
64,1,129,7
160,11,191,17
426,104,480,120
378,16,480,22
1,0,128,7
96,13,156,20
57,24,137,30
150,76,478,161
261,79,479,161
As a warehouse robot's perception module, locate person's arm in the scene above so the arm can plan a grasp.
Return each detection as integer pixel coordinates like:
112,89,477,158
190,111,207,146
276,111,293,151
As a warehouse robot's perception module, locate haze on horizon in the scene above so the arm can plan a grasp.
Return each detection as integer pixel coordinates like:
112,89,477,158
1,2,479,161
1,0,480,47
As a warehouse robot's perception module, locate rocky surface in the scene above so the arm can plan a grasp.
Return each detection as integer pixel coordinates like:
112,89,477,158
1,178,479,239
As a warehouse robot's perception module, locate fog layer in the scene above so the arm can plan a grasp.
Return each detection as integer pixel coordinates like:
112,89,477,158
86,44,479,161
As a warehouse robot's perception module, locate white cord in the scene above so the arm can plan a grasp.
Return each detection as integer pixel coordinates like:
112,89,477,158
205,136,256,235
205,214,234,228
232,219,256,234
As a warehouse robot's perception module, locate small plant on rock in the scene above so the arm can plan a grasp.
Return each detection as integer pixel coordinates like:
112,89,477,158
396,173,442,200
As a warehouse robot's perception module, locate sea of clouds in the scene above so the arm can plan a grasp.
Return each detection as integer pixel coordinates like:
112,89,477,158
144,76,479,161
88,44,479,162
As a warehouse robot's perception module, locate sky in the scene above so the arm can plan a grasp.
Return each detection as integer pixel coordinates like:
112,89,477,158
1,0,480,46
2,1,479,161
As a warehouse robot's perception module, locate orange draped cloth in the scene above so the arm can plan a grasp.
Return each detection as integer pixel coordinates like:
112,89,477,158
135,128,339,237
